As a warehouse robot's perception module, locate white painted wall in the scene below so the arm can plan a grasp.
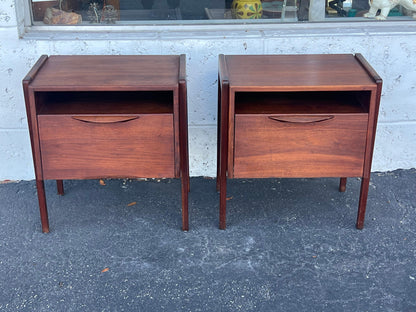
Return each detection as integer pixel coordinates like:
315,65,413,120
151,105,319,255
1,0,415,180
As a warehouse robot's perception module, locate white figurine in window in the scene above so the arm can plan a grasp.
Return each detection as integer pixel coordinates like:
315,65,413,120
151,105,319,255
364,0,416,19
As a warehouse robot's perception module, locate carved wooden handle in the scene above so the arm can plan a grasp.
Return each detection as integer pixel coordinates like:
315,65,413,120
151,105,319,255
268,115,334,124
72,116,139,124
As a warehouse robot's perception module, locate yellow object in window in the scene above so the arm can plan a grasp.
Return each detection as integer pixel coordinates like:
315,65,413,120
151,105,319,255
232,0,263,19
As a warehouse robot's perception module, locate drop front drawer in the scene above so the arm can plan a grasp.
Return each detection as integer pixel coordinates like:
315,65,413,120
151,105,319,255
38,114,174,179
234,114,368,178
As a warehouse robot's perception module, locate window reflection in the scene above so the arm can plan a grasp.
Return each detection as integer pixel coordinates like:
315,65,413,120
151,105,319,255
30,0,414,24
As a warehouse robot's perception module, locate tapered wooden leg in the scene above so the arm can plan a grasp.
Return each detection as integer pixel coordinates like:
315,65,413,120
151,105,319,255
56,180,64,195
218,97,228,229
178,70,189,231
356,177,370,230
219,174,227,230
36,180,50,233
339,177,347,192
218,68,229,229
181,175,189,231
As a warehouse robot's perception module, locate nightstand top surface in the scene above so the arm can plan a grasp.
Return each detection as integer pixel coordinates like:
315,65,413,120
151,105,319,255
221,54,377,90
29,55,181,91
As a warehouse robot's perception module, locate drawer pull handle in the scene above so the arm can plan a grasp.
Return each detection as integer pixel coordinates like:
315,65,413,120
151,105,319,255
72,116,139,124
268,115,334,124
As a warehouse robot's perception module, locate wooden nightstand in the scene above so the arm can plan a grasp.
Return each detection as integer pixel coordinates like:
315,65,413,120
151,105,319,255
23,55,189,232
217,54,382,229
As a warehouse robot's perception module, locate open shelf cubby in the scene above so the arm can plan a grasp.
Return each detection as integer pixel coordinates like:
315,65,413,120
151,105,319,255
36,91,174,115
234,91,370,115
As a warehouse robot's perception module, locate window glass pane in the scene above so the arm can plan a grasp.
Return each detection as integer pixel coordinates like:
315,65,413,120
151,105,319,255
30,0,416,25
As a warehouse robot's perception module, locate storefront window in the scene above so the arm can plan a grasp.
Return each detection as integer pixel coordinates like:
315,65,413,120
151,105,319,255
30,0,415,25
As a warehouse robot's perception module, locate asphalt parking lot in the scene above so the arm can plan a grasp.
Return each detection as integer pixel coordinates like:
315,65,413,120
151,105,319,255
0,169,415,311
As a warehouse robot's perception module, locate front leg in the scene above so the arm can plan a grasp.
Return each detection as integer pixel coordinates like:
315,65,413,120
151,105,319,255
356,177,370,229
376,7,391,19
36,180,50,233
364,6,379,18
